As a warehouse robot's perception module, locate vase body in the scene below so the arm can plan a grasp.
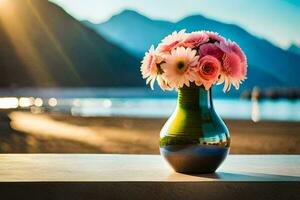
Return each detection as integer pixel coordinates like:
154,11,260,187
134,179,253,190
160,84,230,174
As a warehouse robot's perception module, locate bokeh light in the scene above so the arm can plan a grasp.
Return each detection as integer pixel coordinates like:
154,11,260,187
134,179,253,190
19,97,34,108
48,98,58,107
34,98,43,107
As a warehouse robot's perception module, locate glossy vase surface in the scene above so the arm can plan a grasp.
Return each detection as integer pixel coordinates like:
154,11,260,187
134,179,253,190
160,84,230,174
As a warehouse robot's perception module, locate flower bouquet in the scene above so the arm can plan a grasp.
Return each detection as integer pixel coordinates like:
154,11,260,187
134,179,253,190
141,30,247,91
140,30,248,174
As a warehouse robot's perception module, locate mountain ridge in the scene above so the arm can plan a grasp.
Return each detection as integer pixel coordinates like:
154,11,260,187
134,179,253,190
288,43,300,55
82,9,300,90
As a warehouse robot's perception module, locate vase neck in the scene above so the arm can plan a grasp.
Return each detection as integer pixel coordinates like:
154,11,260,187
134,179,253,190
177,84,212,110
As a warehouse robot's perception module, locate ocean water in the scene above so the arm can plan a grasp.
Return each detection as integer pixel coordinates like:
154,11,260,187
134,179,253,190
57,97,300,122
0,88,299,121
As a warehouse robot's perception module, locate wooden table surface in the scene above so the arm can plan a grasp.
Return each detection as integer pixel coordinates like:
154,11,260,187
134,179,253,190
0,154,299,200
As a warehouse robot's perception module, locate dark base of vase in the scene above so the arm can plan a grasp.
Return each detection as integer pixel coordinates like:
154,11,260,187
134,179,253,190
160,145,229,174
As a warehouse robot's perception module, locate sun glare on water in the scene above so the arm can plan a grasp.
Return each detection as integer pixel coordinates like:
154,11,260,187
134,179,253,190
0,98,18,109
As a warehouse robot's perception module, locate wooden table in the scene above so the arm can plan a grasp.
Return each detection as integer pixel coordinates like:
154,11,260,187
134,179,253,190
0,154,299,200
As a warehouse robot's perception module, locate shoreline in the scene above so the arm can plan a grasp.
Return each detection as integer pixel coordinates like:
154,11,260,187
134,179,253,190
0,111,299,154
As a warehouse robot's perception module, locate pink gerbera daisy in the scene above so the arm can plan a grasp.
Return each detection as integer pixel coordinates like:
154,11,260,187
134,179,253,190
217,40,247,92
157,30,187,53
140,45,164,89
205,31,225,42
182,31,209,48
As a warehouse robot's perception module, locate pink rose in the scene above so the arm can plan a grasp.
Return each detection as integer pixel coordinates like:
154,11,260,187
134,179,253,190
195,55,221,90
182,31,209,48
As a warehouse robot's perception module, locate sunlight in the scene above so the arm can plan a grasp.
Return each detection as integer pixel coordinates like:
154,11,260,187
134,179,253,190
9,111,107,148
9,111,155,153
0,0,55,86
27,1,82,83
0,0,7,5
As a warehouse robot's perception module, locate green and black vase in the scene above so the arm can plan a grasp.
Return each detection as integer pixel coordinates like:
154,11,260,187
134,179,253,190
160,84,230,174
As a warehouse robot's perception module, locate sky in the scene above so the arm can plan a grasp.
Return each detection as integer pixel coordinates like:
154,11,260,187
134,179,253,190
50,0,300,49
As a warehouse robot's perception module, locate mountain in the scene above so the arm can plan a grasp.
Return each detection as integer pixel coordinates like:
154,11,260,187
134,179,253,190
0,0,143,87
288,44,300,55
82,10,175,57
83,10,300,90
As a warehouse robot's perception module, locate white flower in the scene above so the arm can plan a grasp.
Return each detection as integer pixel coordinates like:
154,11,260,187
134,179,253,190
161,47,199,89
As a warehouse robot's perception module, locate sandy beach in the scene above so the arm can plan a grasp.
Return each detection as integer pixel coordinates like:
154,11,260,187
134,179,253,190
0,111,299,154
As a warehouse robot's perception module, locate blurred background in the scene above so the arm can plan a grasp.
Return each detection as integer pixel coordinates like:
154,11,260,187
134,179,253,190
0,0,299,153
